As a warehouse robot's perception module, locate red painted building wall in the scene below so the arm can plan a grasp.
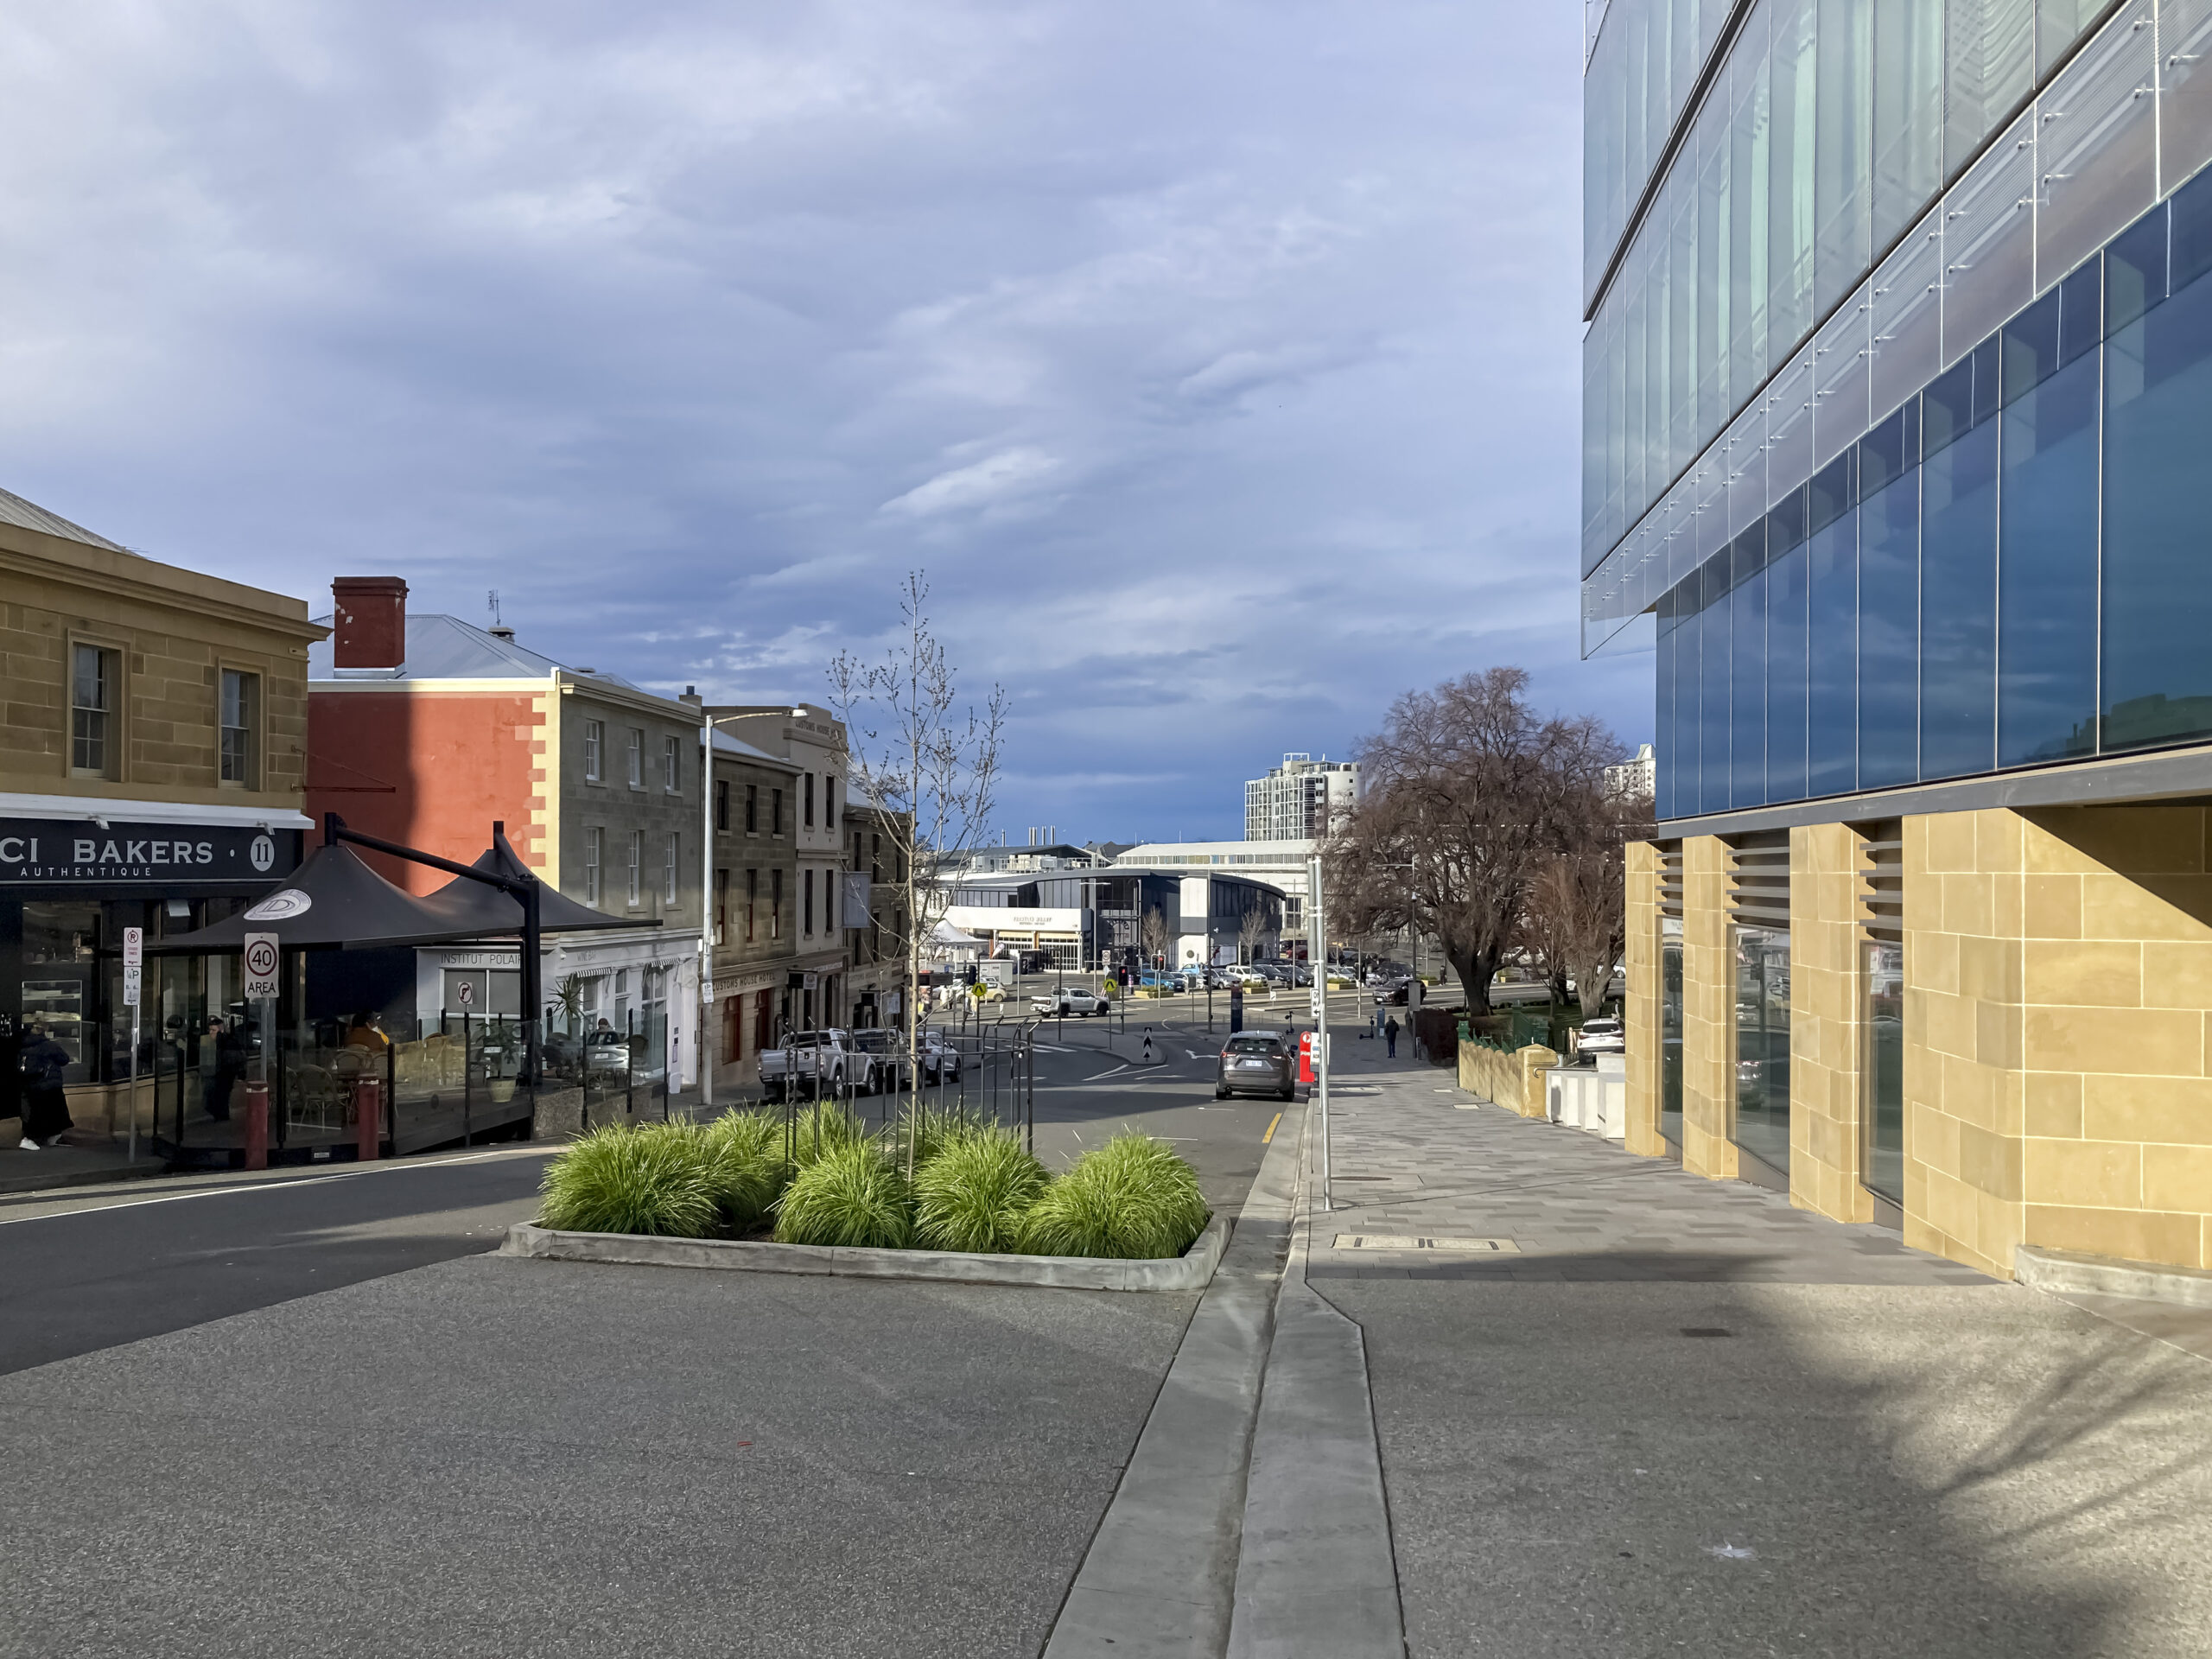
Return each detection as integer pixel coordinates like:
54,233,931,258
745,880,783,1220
305,689,549,893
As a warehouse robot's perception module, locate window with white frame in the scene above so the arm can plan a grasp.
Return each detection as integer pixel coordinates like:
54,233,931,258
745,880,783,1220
584,826,603,905
71,643,118,778
583,720,604,782
219,668,258,788
627,728,643,789
626,830,642,905
664,832,679,903
664,734,680,794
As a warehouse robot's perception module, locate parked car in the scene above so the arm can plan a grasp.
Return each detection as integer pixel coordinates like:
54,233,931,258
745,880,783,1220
1214,1033,1297,1101
849,1029,916,1090
760,1030,859,1099
583,1026,632,1077
1577,1018,1625,1057
1371,976,1413,1006
1032,988,1112,1016
918,1029,964,1081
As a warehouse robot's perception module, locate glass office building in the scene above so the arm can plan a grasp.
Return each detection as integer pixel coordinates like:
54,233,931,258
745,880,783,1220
1593,0,2212,1276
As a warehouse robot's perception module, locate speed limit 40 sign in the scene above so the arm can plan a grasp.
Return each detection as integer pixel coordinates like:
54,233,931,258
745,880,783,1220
244,931,281,1000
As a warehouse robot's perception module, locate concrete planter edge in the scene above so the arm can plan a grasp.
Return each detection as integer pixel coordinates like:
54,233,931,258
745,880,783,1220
499,1211,1231,1294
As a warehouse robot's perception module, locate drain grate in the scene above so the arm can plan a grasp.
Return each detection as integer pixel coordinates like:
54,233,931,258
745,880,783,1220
1332,1234,1520,1254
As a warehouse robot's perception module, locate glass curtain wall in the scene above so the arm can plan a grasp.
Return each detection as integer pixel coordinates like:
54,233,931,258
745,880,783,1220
1732,925,1792,1173
1584,0,2113,575
1652,168,2212,813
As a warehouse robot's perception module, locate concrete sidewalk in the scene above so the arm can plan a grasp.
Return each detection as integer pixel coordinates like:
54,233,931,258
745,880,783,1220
1311,1046,2212,1657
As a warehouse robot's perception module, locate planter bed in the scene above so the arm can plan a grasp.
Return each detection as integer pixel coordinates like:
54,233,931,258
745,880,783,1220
499,1211,1232,1293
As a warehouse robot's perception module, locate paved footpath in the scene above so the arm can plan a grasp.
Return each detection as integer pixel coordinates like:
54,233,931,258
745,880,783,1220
1308,1042,2212,1658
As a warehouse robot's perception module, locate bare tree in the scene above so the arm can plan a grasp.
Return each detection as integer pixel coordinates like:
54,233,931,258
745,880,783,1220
1238,904,1268,965
1525,778,1650,1027
829,572,1007,1164
1324,667,1622,1015
1140,905,1171,974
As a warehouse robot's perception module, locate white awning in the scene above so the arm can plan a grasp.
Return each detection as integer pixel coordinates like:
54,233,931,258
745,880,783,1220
0,792,315,830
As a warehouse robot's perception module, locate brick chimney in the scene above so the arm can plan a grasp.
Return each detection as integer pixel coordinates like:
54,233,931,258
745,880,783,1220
331,576,408,669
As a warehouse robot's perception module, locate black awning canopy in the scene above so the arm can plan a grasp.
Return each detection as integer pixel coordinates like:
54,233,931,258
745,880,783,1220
149,841,482,953
427,827,648,938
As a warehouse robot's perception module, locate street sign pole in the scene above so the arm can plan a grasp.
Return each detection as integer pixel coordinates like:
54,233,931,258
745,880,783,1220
243,931,281,1170
122,926,143,1164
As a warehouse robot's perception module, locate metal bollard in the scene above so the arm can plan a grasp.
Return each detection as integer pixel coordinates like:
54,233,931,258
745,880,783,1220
242,1081,270,1170
354,1076,382,1163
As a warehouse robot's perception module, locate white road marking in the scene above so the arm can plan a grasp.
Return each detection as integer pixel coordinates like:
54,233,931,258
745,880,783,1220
1082,1066,1134,1082
0,1146,546,1227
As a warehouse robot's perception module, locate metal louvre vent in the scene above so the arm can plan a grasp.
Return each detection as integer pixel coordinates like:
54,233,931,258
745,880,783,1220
1727,831,1790,931
1857,822,1904,942
1658,843,1684,919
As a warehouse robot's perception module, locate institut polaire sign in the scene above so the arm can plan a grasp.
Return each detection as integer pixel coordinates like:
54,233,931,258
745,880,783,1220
0,818,302,887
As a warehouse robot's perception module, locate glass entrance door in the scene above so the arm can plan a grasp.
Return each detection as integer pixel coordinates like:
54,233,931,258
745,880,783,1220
1862,939,1904,1205
1732,925,1792,1174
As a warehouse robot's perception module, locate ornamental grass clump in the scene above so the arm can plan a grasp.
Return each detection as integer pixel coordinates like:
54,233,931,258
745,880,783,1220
785,1099,873,1169
772,1142,913,1249
697,1109,786,1231
911,1126,1049,1254
537,1121,719,1238
1019,1133,1210,1260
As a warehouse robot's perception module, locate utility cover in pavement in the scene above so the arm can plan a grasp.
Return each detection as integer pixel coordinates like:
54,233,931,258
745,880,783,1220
1332,1235,1520,1254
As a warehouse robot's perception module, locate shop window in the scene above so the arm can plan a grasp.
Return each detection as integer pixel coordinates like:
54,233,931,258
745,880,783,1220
219,669,259,788
71,644,118,779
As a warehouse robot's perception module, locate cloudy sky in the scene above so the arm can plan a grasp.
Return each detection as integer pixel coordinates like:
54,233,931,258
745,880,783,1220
3,0,1648,842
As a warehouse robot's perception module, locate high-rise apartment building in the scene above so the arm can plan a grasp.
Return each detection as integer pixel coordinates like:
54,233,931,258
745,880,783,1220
1243,753,1358,842
1590,0,2212,1280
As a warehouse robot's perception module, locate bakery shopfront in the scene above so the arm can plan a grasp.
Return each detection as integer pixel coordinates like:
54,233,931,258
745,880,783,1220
0,798,308,1149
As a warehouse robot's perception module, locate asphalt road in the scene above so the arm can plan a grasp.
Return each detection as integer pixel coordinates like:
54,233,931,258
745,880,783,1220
0,1033,1296,1379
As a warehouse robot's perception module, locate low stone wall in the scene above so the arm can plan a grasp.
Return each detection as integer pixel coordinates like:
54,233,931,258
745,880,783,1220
531,1087,586,1141
1457,1041,1559,1117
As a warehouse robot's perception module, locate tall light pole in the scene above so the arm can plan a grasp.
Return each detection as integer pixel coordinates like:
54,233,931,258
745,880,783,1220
1308,852,1332,1211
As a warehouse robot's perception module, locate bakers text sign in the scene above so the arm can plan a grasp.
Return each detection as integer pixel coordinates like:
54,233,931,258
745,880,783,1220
0,818,301,887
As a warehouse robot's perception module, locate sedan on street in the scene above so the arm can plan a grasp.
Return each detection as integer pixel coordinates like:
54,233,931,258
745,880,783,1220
1214,1033,1297,1101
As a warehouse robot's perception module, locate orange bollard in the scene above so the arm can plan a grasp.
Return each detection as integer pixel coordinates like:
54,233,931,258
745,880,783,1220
353,1076,382,1163
242,1081,270,1170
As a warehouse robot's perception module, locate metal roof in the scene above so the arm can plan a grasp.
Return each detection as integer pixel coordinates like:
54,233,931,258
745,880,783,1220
308,613,641,690
0,485,130,554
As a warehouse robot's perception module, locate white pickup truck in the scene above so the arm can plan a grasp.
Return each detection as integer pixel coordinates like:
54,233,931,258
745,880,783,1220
1032,988,1112,1016
760,1029,861,1099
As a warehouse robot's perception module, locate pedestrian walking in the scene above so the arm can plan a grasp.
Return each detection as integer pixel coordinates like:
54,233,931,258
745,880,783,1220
16,1020,74,1149
203,1016,245,1122
1384,1014,1400,1059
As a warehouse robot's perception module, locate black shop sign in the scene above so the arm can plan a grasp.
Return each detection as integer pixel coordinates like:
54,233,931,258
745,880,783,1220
0,817,303,889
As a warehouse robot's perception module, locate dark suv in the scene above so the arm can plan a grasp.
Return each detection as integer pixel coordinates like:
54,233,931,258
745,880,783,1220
1214,1033,1296,1101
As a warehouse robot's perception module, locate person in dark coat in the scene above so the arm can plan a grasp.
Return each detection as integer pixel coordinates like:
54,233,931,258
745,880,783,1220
1383,1015,1401,1059
16,1021,74,1149
204,1017,245,1122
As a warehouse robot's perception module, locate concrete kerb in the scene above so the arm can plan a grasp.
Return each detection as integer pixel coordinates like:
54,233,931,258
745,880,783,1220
1041,1101,1307,1659
499,1211,1232,1294
2017,1243,2212,1310
1225,1095,1407,1659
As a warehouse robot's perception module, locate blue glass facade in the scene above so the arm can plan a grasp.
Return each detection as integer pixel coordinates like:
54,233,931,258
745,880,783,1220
1652,172,2212,819
1587,0,2212,822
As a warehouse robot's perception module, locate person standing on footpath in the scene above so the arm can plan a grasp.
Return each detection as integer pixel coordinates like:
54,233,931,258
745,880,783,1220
1383,1014,1401,1060
16,1020,75,1150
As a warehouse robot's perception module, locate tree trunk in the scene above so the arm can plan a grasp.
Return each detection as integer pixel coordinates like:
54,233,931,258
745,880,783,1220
1447,942,1496,1014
